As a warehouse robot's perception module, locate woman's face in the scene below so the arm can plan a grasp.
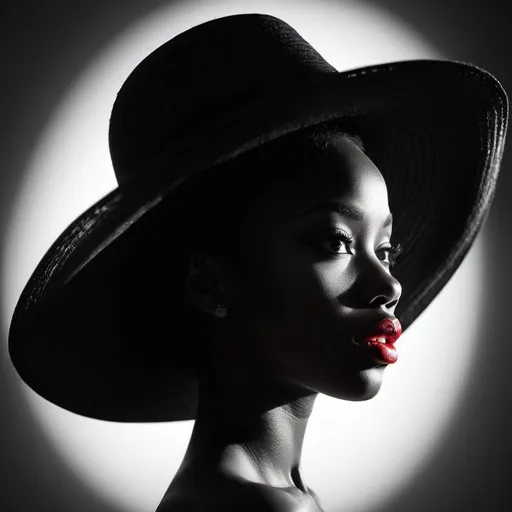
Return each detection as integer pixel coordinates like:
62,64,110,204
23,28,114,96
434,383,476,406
220,135,402,401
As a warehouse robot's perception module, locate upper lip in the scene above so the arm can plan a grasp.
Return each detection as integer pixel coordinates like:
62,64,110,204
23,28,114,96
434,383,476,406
354,317,402,344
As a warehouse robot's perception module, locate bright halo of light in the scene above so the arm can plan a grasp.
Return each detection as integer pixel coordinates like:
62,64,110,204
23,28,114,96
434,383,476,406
2,1,483,511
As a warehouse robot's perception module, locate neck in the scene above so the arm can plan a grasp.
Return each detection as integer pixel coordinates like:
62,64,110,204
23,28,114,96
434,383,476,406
179,332,318,491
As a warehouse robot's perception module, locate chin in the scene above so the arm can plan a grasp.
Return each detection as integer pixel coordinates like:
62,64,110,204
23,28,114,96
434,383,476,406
325,365,386,402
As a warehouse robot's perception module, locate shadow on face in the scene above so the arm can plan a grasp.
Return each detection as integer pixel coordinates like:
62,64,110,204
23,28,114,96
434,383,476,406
210,134,403,402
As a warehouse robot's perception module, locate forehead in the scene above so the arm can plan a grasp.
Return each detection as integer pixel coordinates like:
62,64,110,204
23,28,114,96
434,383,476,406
250,135,390,224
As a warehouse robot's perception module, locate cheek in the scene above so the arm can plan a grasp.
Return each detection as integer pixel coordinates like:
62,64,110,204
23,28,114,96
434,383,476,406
233,245,352,360
238,245,321,316
312,258,355,300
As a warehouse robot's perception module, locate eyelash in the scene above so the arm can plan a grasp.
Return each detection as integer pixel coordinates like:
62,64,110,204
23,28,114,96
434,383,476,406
322,231,404,268
385,243,403,268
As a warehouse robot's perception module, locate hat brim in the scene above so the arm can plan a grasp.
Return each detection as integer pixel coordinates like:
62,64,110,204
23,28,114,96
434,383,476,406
8,59,508,422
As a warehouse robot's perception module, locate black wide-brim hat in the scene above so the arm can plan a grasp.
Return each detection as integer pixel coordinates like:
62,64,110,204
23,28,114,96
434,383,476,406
8,13,508,422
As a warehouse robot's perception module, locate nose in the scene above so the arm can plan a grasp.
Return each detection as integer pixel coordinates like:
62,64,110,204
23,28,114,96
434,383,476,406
357,259,402,310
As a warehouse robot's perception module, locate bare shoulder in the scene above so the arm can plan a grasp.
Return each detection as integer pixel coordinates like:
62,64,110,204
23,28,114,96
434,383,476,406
156,471,322,512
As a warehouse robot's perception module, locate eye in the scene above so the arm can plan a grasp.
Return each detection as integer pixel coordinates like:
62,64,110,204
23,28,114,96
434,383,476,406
320,231,354,255
377,243,403,267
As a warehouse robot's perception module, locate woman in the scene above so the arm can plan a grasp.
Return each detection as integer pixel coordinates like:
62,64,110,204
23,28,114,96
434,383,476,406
8,13,508,512
154,124,403,512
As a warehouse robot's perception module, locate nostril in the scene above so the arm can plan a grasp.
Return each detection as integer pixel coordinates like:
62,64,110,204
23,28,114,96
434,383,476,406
370,295,388,307
369,295,399,309
387,298,399,309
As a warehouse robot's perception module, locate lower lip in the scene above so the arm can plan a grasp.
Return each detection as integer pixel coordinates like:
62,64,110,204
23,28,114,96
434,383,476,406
353,339,398,365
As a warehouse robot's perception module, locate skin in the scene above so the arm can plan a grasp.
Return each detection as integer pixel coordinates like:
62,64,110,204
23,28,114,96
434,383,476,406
157,135,402,512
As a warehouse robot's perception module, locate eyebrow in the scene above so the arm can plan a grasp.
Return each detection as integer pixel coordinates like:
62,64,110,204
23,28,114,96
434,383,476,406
302,202,393,228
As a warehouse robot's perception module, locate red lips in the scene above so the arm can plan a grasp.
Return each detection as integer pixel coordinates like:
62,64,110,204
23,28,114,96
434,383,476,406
355,317,402,344
352,317,402,365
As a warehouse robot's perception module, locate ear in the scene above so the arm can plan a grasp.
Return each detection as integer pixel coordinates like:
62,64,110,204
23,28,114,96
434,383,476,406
185,251,227,318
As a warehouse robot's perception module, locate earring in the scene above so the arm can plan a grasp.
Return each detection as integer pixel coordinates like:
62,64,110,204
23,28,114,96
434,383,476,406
215,304,228,319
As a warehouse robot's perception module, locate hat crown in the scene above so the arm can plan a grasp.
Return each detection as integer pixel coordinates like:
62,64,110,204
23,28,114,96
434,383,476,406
108,13,337,183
